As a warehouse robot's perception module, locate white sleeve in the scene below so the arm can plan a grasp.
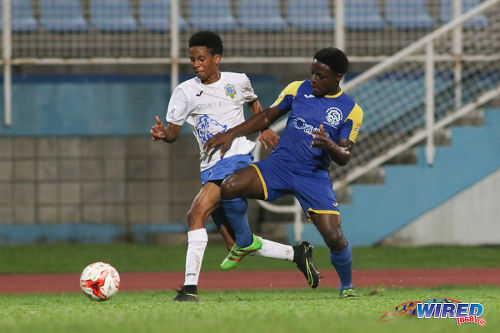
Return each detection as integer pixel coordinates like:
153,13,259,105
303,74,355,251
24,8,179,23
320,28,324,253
241,74,258,103
166,87,189,126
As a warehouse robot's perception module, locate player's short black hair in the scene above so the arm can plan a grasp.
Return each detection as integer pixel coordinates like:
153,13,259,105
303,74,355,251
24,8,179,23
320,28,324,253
313,48,348,74
189,31,223,56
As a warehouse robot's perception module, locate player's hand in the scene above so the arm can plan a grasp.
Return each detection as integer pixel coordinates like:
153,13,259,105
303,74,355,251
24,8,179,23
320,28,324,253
258,128,280,150
203,131,235,158
150,116,166,141
310,124,334,150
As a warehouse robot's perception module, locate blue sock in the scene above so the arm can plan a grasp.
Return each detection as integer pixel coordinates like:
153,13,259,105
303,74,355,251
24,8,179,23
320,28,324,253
215,198,253,248
330,242,353,293
211,205,227,230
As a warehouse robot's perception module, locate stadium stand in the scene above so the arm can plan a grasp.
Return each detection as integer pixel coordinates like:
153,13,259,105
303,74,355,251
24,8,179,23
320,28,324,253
189,0,237,32
0,0,37,32
385,0,435,29
89,0,138,32
139,0,188,32
237,0,287,32
39,0,88,33
440,0,488,28
345,0,385,30
286,0,335,31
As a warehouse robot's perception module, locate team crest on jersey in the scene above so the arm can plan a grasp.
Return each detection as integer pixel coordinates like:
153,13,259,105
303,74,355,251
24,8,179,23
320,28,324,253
325,107,343,128
225,84,236,99
195,115,227,144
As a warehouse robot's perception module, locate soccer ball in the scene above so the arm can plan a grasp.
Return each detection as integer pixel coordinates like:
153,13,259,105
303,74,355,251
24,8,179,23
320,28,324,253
80,262,120,301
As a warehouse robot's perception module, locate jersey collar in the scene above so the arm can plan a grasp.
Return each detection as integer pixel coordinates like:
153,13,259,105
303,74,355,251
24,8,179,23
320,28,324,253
324,89,343,98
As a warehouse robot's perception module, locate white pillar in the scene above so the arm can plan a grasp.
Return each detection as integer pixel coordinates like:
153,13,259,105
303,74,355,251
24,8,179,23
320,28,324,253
2,0,12,126
335,0,345,51
170,0,180,92
425,42,435,165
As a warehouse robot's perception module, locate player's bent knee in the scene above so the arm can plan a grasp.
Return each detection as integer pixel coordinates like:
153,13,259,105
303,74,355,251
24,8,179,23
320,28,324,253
186,207,207,229
321,225,346,251
325,233,347,252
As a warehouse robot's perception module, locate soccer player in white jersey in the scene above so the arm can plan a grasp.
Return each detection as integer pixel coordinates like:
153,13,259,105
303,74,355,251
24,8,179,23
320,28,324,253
150,31,319,302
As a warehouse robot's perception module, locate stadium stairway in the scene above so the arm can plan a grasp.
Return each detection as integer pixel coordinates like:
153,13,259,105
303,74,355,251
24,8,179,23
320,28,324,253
292,108,500,246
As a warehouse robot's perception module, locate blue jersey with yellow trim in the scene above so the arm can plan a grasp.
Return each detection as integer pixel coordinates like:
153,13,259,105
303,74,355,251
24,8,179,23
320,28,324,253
270,80,363,171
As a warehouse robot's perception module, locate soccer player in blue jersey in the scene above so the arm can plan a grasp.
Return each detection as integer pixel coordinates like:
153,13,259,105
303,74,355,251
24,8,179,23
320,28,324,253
204,47,363,298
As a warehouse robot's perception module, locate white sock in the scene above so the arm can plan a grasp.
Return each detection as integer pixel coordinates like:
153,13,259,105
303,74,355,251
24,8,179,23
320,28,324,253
255,236,294,261
184,228,208,286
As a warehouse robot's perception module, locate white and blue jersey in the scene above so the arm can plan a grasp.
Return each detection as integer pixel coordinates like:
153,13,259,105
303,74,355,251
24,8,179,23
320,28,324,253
166,72,258,173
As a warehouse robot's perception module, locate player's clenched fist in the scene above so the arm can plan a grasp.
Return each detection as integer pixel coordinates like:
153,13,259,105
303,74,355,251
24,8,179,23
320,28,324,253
151,116,166,141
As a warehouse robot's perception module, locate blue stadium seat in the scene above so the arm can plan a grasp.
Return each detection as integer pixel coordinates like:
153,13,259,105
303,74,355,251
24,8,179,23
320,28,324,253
345,0,385,30
0,0,38,32
139,0,188,32
237,0,286,32
89,0,137,32
440,0,488,28
385,0,435,29
39,0,88,32
286,0,334,31
189,0,237,32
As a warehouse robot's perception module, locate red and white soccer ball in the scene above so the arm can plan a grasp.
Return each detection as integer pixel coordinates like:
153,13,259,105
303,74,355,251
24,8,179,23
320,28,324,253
80,262,120,301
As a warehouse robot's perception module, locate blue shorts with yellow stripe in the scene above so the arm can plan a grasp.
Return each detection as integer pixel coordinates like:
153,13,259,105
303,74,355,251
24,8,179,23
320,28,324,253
252,157,339,220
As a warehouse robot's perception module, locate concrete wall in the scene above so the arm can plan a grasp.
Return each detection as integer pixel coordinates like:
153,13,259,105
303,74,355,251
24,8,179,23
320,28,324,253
381,168,500,246
0,136,201,227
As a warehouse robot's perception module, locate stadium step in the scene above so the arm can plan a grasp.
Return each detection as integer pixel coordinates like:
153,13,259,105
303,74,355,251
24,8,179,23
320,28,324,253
352,167,385,185
295,108,500,246
335,185,352,204
451,108,484,126
386,148,418,165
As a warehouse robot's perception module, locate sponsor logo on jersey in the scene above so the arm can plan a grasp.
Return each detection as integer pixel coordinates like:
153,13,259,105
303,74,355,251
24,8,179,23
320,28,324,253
195,115,227,144
325,107,343,128
293,117,320,135
225,84,236,99
304,94,315,98
196,90,203,96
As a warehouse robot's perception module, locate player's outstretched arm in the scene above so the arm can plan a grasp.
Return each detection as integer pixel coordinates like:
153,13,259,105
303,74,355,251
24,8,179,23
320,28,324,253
311,124,354,166
204,106,283,157
247,99,280,150
150,116,182,143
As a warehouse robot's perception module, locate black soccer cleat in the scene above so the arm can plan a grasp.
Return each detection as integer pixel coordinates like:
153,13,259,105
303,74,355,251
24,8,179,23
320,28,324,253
293,241,320,288
173,286,200,302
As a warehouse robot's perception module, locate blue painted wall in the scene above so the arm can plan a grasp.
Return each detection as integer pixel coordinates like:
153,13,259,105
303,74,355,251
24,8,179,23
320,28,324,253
291,108,500,246
4,72,490,136
0,223,217,245
0,74,280,136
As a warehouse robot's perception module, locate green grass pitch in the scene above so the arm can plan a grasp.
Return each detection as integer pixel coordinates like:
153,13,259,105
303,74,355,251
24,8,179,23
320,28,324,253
0,244,499,332
2,244,500,273
0,287,499,333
